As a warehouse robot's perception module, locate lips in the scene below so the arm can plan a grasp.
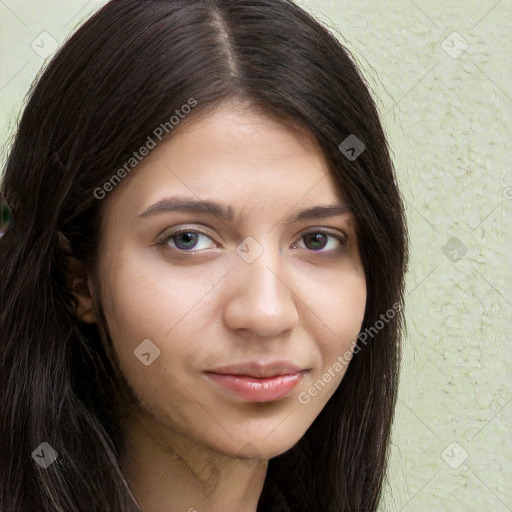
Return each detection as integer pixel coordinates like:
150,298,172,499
204,361,310,402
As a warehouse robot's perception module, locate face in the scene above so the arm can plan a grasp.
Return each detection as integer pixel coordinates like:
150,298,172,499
85,103,366,460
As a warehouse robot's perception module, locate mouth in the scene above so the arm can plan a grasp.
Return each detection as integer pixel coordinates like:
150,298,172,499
204,361,311,402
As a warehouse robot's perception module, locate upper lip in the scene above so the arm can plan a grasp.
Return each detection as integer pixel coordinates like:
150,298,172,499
205,361,309,379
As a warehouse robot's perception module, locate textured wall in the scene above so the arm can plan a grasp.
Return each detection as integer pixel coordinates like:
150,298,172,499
1,1,511,510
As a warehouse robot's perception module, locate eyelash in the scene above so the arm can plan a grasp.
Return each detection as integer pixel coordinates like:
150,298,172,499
158,226,348,258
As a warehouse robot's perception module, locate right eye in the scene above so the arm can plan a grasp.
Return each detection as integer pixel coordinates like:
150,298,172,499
159,227,217,253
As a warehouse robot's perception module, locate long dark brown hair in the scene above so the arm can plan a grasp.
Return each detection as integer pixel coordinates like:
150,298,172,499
0,0,408,510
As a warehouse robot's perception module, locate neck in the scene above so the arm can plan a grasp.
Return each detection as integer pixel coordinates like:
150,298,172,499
119,407,268,512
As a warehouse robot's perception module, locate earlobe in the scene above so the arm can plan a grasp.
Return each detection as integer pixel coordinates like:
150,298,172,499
73,277,97,323
68,258,98,324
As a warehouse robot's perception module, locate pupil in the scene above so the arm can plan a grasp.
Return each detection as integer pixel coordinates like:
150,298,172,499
175,232,198,250
305,233,327,250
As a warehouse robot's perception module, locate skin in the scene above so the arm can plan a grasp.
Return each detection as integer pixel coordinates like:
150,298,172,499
72,102,367,512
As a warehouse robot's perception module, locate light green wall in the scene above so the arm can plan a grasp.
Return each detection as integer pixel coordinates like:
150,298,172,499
1,1,511,510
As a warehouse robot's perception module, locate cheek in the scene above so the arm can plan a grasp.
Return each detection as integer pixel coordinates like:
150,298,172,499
95,253,244,443
302,263,366,346
100,246,215,336
298,264,366,393
97,251,227,388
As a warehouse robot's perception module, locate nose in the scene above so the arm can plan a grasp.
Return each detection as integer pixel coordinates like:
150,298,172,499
222,245,299,338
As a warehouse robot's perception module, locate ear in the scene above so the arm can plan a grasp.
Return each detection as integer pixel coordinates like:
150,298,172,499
68,257,98,324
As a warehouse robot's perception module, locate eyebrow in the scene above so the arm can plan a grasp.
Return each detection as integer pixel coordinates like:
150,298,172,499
138,196,351,224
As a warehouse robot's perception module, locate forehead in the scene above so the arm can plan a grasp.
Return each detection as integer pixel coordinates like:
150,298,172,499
102,104,344,224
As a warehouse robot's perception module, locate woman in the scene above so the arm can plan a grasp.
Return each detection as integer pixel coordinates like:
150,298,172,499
0,0,408,510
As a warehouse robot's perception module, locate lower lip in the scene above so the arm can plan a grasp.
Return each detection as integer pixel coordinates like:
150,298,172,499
205,372,306,402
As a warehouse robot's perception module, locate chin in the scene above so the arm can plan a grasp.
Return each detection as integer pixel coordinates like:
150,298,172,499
212,429,307,461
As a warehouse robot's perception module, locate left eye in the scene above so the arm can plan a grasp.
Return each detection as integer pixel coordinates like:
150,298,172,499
292,231,345,252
